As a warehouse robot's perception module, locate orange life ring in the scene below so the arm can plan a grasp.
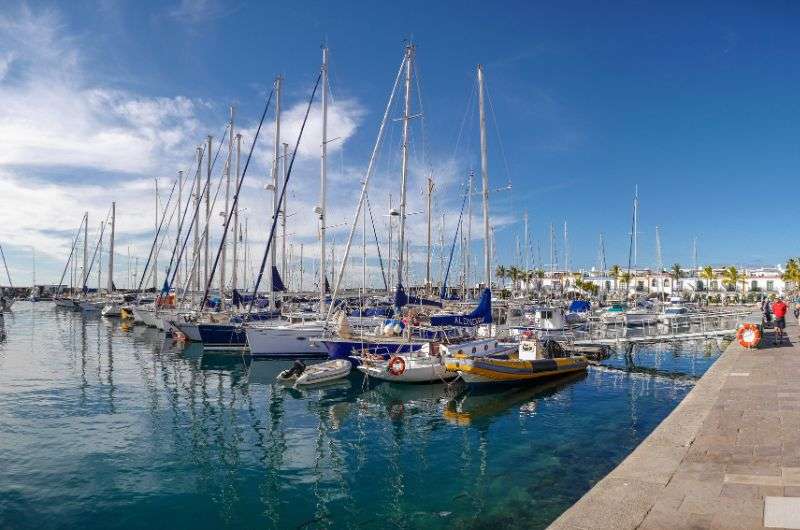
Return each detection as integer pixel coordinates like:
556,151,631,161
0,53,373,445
737,323,761,349
387,356,406,376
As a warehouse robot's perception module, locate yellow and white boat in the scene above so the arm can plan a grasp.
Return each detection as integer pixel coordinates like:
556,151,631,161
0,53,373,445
444,339,587,384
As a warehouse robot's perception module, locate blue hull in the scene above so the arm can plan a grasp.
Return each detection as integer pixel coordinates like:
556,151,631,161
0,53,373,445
320,339,423,363
198,324,247,350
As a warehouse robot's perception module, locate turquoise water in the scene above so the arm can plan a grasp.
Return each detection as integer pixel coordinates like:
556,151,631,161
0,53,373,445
0,303,723,529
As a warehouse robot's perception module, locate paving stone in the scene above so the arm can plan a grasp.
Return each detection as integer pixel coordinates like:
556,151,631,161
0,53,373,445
549,313,800,530
764,496,800,529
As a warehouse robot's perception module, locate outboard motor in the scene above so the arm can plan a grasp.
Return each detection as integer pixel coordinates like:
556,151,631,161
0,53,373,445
288,360,306,377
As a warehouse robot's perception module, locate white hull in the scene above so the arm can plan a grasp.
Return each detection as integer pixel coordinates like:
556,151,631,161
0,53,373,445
295,359,351,385
133,307,160,328
245,323,327,356
101,303,122,317
174,322,202,342
624,312,659,326
358,357,456,383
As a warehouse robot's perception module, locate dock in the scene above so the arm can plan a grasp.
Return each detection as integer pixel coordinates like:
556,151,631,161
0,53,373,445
549,313,800,529
574,328,738,347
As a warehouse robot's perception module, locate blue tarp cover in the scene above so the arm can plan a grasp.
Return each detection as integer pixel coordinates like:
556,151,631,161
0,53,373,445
429,288,492,327
568,300,591,313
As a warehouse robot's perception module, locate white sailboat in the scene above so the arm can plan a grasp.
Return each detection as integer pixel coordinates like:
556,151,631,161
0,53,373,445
246,47,331,357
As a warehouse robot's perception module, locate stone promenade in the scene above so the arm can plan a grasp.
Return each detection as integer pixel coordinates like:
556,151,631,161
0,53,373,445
550,313,800,529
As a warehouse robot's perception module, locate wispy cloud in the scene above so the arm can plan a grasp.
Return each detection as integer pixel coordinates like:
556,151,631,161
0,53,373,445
164,0,236,24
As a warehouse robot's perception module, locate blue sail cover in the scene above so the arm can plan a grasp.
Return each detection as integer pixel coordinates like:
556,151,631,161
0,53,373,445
430,288,492,327
394,283,443,309
568,300,591,313
272,266,286,292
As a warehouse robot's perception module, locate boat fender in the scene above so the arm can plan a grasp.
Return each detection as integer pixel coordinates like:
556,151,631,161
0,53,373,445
387,356,406,376
736,323,761,349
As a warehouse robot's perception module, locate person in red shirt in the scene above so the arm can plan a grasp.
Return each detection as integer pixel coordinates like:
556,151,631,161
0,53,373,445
772,297,788,345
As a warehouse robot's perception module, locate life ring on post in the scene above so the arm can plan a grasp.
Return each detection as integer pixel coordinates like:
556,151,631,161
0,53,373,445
737,323,762,349
387,356,406,376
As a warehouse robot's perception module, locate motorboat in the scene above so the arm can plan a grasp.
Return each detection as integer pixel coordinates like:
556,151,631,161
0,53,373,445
600,303,627,325
443,338,587,385
623,309,659,327
658,304,690,325
508,305,573,341
277,359,351,386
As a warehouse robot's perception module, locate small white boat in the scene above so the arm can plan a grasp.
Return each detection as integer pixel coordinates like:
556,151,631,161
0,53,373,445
358,338,512,383
623,309,659,327
101,302,122,317
658,305,690,324
278,359,351,386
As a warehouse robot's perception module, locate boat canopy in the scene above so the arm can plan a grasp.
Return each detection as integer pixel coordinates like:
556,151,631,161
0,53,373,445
568,300,591,313
430,288,492,327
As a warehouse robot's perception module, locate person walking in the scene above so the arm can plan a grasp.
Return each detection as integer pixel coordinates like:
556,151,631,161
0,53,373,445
772,296,788,345
762,299,773,326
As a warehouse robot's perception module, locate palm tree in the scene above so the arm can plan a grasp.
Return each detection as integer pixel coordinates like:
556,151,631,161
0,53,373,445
609,264,621,293
495,265,507,288
508,266,521,295
783,258,800,294
721,266,742,296
619,272,632,295
669,263,683,294
700,266,715,292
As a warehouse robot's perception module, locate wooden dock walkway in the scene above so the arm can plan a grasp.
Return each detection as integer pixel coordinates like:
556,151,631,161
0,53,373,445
549,313,800,529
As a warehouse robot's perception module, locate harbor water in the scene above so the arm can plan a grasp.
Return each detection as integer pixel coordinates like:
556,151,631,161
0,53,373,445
0,303,723,529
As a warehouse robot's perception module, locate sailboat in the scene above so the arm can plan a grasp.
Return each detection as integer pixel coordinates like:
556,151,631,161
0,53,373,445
0,244,14,311
352,54,512,383
245,47,332,358
439,65,588,385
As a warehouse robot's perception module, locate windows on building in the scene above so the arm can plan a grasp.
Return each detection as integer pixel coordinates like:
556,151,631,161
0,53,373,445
767,280,774,291
751,280,758,290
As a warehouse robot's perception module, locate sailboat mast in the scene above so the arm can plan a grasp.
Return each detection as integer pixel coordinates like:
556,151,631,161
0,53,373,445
633,185,639,267
221,106,234,305
193,146,202,297
83,211,88,289
232,133,241,293
466,172,472,293
396,43,414,289
205,135,212,295
176,171,183,290
319,46,328,317
477,64,491,289
271,76,281,310
425,175,433,290
154,178,159,291
108,201,115,291
282,141,288,280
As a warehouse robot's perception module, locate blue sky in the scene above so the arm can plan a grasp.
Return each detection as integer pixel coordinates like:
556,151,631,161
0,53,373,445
0,0,799,287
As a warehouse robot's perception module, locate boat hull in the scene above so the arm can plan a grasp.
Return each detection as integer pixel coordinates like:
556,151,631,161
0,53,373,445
357,357,456,383
320,338,423,362
245,325,327,357
198,323,247,350
174,322,202,342
445,356,588,384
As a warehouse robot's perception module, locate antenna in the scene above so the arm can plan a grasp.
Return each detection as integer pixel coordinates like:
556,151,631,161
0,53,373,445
692,236,698,271
563,220,569,272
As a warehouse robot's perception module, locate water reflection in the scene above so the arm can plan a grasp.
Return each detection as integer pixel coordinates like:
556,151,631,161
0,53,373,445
0,304,722,530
